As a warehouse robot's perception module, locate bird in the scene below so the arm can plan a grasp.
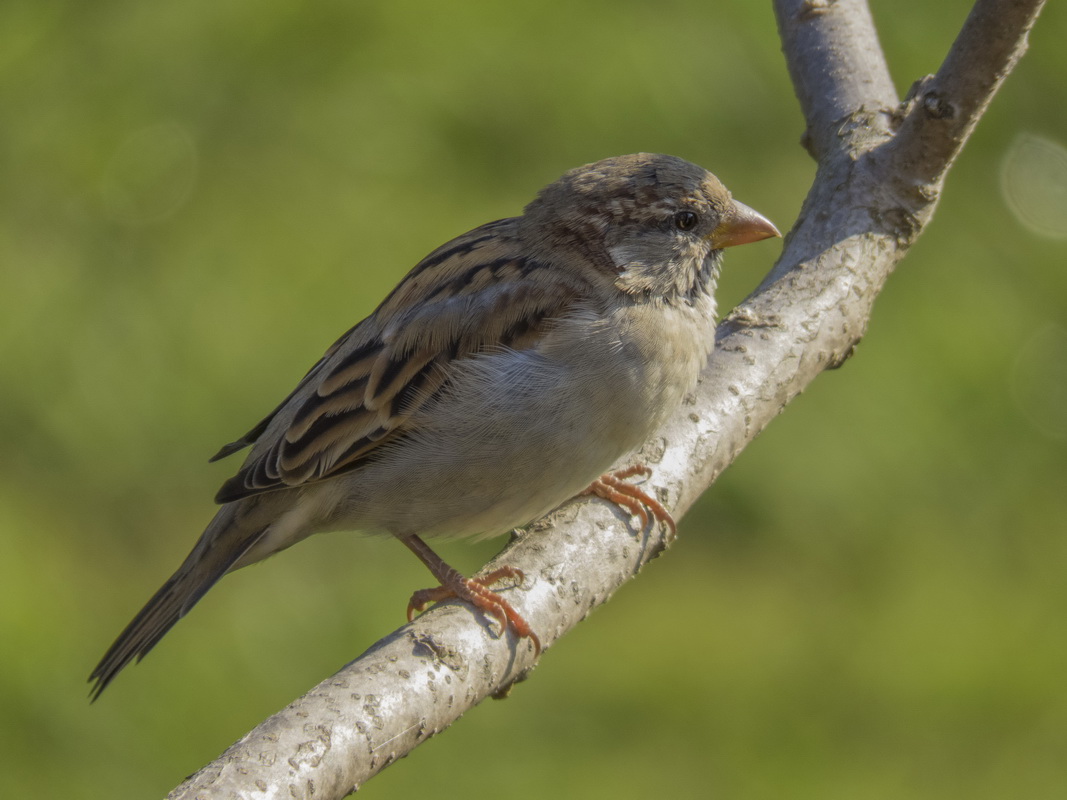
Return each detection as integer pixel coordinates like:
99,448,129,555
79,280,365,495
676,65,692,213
89,153,779,699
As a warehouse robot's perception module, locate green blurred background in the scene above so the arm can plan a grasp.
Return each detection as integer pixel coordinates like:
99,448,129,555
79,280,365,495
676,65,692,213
2,1,1065,797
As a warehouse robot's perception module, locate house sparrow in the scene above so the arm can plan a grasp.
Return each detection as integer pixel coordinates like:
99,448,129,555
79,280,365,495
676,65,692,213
89,153,779,698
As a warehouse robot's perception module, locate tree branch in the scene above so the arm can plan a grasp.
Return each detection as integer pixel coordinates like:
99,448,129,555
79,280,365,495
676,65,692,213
168,2,1046,797
773,0,898,161
886,0,1047,187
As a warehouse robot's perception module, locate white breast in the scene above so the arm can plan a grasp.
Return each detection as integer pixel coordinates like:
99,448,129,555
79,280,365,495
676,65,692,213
322,297,716,540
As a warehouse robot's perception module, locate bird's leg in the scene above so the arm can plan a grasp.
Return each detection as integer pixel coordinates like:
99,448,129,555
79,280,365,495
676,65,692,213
402,533,541,654
583,464,677,539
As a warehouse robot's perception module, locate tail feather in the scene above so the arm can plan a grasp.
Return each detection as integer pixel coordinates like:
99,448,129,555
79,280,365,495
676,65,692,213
89,505,267,700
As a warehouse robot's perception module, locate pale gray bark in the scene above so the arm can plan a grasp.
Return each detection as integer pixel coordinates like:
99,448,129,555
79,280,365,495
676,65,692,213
169,1,1047,797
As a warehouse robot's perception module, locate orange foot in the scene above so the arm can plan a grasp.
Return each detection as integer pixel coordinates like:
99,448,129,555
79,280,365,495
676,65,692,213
584,464,677,538
402,534,542,655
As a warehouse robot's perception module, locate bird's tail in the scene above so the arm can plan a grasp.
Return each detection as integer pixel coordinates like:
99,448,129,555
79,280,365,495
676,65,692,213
88,503,266,700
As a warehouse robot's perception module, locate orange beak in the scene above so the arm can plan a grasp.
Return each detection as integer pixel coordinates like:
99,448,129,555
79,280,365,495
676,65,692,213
708,200,781,249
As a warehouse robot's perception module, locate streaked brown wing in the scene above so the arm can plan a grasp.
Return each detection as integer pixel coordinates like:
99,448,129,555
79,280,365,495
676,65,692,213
213,218,585,504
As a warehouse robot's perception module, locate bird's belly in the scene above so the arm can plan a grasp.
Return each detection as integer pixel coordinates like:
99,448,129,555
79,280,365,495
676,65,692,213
333,302,712,539
344,357,644,537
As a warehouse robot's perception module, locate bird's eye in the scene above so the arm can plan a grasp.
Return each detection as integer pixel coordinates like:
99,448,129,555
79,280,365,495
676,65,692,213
673,210,699,231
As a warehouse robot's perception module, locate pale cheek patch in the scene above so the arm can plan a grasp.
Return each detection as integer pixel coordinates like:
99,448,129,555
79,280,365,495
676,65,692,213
607,242,639,271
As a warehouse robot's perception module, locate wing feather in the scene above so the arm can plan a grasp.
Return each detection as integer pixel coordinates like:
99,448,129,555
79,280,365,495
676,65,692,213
212,218,589,504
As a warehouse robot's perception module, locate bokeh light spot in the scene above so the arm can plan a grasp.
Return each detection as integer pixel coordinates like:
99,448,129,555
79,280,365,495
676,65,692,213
1000,133,1067,239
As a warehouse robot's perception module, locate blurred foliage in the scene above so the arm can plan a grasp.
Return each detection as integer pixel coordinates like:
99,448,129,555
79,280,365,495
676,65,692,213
1,1,1065,797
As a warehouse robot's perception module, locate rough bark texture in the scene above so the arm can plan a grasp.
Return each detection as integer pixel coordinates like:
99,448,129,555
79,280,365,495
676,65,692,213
168,1,1047,796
